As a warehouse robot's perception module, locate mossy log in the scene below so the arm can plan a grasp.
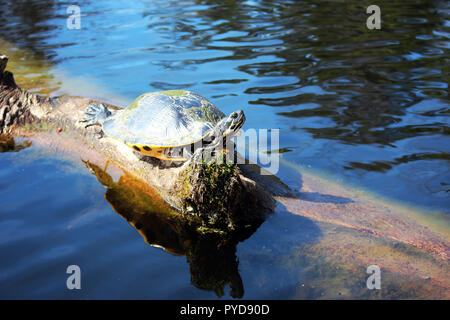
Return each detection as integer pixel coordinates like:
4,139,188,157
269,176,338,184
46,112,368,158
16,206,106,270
0,53,288,231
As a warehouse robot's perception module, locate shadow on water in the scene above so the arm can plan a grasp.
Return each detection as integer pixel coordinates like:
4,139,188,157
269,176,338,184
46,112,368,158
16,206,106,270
82,159,268,298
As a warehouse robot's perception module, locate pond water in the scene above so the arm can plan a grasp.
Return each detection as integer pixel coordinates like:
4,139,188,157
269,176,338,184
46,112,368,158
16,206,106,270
0,0,449,299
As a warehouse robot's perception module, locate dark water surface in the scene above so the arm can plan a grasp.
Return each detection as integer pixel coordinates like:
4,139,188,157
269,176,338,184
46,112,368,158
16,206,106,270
0,0,449,299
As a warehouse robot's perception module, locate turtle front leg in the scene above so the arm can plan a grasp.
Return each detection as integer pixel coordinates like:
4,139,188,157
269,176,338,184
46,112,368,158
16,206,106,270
192,138,228,165
79,103,111,128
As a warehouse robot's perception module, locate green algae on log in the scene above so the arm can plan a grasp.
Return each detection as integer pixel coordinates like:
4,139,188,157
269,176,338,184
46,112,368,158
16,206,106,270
0,53,278,232
176,160,272,230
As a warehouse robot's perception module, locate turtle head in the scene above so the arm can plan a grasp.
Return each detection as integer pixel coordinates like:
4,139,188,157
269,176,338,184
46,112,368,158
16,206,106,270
219,110,246,138
193,110,245,163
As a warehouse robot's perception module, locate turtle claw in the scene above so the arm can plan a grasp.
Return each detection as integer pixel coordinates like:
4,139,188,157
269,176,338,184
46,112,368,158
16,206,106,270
80,117,97,128
80,103,112,128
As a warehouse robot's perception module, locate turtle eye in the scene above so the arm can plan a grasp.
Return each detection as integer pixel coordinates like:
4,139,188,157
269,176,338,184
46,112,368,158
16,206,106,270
231,112,238,119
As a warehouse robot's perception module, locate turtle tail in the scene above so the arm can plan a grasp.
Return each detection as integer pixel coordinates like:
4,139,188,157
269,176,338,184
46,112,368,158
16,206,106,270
80,103,112,128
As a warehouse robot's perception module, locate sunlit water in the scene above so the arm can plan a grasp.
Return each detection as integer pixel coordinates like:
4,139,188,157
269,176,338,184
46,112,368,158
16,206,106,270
0,0,449,299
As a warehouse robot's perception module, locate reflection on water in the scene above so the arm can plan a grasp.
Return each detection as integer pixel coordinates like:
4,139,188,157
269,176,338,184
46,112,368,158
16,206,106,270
82,160,262,298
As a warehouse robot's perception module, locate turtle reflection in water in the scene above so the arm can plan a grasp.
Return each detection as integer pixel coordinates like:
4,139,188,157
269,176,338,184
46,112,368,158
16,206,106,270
83,160,261,298
81,90,245,163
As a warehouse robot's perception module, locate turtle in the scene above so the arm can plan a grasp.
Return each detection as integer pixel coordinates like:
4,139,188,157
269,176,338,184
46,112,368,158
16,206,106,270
80,90,245,163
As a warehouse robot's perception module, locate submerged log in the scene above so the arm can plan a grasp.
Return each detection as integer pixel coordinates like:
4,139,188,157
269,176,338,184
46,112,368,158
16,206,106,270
0,53,286,232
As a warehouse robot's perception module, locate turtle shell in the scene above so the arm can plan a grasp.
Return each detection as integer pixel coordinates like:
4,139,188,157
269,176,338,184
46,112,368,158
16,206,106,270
103,90,225,147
